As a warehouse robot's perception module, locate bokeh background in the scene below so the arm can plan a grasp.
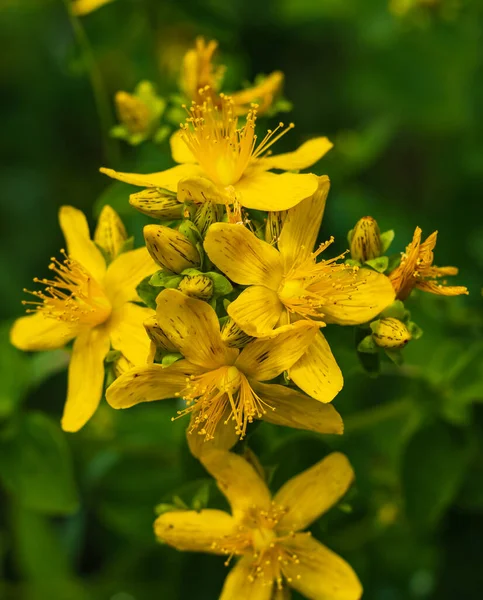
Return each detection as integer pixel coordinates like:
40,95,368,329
1,0,483,598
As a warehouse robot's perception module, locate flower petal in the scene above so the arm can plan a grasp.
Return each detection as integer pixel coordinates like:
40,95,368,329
178,175,230,206
187,406,239,459
59,206,106,282
278,176,330,269
154,509,236,554
288,332,343,403
274,453,354,533
235,171,319,211
61,326,111,432
204,223,284,289
220,555,274,600
104,246,158,308
170,129,197,164
236,321,318,381
318,268,396,325
258,137,333,171
106,360,203,409
99,164,203,192
156,289,238,369
227,286,284,336
201,450,271,518
108,303,153,366
416,280,469,296
10,312,80,351
231,70,284,116
282,534,362,600
251,382,343,436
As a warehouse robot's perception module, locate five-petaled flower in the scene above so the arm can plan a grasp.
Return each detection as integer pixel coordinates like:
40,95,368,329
155,449,362,600
389,226,469,300
10,205,157,432
106,289,343,457
100,93,332,212
204,176,396,403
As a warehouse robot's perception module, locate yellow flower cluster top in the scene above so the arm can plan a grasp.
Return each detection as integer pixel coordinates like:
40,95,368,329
11,36,469,600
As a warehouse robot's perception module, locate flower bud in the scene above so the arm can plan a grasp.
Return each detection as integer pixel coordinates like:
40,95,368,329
115,91,151,135
221,318,253,349
94,205,127,261
130,188,183,220
143,315,177,351
350,216,382,263
144,224,200,273
371,318,412,349
178,274,214,300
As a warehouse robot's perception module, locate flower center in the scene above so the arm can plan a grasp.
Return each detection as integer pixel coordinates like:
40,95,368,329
23,251,111,327
180,92,294,187
252,527,277,553
174,365,273,441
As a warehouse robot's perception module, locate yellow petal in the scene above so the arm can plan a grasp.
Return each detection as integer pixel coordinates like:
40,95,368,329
227,286,284,336
61,326,110,432
201,450,271,518
99,164,203,192
220,555,274,600
104,246,158,308
58,206,106,282
93,205,127,261
170,129,197,164
10,312,80,351
106,360,203,409
108,303,153,365
251,382,343,435
282,534,362,600
154,509,236,553
231,70,284,115
236,321,318,381
274,453,354,532
143,224,200,273
187,407,240,459
258,137,333,171
278,176,330,269
235,171,319,211
288,332,343,403
416,280,469,296
156,289,238,369
204,223,284,289
178,176,230,206
319,268,396,325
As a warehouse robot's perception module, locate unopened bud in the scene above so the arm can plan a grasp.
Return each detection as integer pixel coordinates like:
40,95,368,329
130,188,183,220
144,224,200,273
371,318,412,349
350,216,381,262
193,201,224,237
144,315,177,351
115,91,151,135
265,210,287,244
94,205,127,261
221,318,253,349
178,274,213,300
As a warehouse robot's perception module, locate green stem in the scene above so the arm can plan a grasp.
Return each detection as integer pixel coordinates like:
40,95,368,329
62,0,119,165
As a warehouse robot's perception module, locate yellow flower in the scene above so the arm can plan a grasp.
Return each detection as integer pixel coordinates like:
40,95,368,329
106,289,343,456
10,206,157,432
100,93,333,212
204,176,396,403
155,450,362,600
180,37,284,116
71,0,115,16
389,227,469,300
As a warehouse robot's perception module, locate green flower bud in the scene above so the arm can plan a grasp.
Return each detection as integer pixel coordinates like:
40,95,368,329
371,317,412,349
178,274,214,300
130,188,183,220
350,216,382,263
144,224,200,273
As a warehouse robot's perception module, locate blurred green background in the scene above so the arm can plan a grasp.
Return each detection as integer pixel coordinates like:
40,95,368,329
1,0,483,598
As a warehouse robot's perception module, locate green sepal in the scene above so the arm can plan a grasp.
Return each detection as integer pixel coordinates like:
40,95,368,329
154,503,179,516
407,321,423,340
357,334,379,354
150,270,183,288
119,236,135,254
173,495,189,510
191,482,210,512
104,350,122,364
223,299,231,311
136,276,159,310
385,349,404,366
206,272,233,297
365,256,389,273
345,258,361,267
380,300,408,321
380,229,395,253
162,353,183,366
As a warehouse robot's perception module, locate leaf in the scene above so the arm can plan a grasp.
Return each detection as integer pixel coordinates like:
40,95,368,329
401,421,471,528
0,413,79,515
150,270,183,288
136,276,160,309
365,256,389,273
380,229,395,253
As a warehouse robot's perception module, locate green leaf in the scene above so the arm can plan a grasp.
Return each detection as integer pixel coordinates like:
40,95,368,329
357,334,379,354
0,413,79,515
205,272,233,297
380,300,407,321
136,276,160,309
150,270,183,288
385,349,404,366
364,256,389,273
407,321,423,340
401,421,471,528
380,229,395,253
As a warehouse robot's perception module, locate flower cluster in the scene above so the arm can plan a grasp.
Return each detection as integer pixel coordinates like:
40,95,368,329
11,37,468,600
